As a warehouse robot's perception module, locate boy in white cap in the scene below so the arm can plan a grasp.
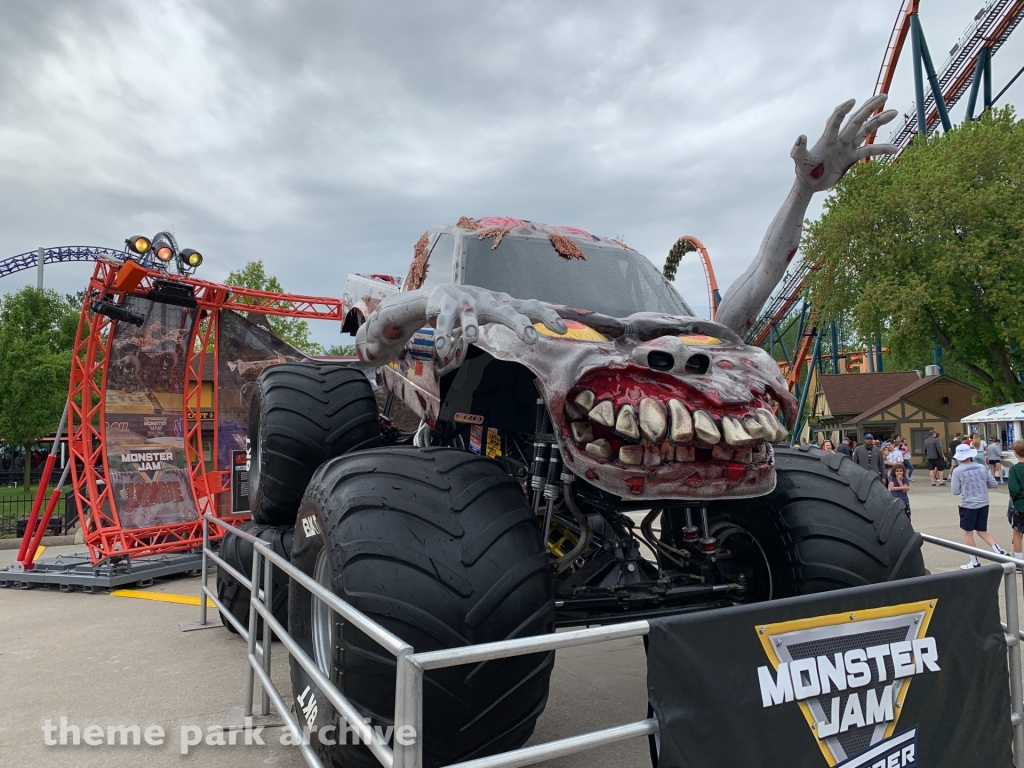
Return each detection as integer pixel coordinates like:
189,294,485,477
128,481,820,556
951,442,1004,568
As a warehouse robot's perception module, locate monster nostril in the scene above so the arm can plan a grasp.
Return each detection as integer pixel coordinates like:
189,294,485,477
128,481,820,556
647,351,674,371
684,354,710,375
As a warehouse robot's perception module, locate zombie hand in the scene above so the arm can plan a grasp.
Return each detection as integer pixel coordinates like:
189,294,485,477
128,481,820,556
715,95,897,338
355,283,567,368
790,94,898,192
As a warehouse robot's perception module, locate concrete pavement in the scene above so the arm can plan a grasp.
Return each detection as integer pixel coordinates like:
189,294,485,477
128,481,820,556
0,478,1018,767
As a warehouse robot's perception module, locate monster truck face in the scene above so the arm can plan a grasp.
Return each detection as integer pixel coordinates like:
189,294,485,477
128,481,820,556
438,218,798,501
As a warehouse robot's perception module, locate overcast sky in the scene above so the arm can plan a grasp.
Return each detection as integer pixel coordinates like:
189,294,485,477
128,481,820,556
1,1,1021,346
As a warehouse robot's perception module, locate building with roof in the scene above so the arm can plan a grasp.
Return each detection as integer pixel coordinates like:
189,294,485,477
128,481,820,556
806,372,980,459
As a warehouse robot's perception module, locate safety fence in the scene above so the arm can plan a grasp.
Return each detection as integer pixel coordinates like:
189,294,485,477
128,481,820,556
0,491,75,539
196,515,1024,768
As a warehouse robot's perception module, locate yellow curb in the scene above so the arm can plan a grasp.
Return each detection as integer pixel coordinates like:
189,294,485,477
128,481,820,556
110,589,215,607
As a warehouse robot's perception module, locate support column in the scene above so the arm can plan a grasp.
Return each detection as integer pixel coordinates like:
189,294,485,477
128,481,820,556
37,247,45,289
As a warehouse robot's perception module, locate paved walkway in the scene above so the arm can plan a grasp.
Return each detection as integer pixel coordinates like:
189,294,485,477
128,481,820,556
0,477,1017,767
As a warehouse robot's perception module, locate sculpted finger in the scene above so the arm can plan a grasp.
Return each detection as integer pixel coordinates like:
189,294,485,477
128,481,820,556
855,143,898,160
857,109,898,141
515,299,567,335
459,301,479,342
430,294,460,339
824,98,856,140
790,134,809,162
479,302,541,344
840,95,887,143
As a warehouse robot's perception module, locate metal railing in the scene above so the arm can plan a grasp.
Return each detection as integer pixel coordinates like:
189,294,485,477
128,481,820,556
196,515,1024,768
0,492,74,538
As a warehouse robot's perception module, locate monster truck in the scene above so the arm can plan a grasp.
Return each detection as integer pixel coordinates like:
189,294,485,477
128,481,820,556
245,96,923,767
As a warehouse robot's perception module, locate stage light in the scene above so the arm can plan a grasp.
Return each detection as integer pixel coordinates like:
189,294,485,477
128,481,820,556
126,235,152,255
90,299,145,326
155,245,175,263
146,279,198,308
179,249,203,269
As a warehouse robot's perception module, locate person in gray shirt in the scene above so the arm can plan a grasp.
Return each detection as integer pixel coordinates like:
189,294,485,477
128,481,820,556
923,430,946,486
987,439,1004,483
853,434,884,480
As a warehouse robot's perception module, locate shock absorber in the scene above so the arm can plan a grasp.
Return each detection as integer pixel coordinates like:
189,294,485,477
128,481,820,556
698,503,717,554
681,507,700,544
530,398,550,514
541,450,562,548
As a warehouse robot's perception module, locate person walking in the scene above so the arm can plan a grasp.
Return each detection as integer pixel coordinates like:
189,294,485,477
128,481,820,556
900,439,915,481
853,434,885,481
837,438,853,457
1007,439,1024,561
821,440,835,453
987,439,1004,483
923,430,946,486
951,442,1004,568
888,464,911,519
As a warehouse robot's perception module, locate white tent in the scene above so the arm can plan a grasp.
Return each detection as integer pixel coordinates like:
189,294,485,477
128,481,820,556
961,403,1024,466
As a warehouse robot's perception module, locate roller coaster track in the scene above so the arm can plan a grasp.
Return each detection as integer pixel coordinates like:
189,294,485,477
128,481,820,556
0,246,125,280
868,0,1024,153
744,259,812,347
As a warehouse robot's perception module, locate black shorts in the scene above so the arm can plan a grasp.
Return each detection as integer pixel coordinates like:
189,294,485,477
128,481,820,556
988,459,1001,465
959,505,990,532
927,458,946,470
1007,501,1024,534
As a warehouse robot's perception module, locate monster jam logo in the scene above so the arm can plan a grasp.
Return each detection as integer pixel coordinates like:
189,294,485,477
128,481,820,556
755,600,938,767
121,448,175,474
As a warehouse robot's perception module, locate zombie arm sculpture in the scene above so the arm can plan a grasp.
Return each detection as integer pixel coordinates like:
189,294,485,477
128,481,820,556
356,283,567,366
714,95,898,338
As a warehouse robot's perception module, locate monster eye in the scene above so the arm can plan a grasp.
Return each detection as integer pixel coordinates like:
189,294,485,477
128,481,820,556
684,354,710,375
647,351,674,371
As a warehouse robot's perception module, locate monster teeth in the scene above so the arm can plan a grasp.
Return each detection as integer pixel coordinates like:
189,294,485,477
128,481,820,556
570,422,594,443
692,410,721,445
711,444,733,461
722,416,755,447
755,408,783,443
638,398,667,443
675,445,696,462
660,441,675,463
565,400,586,421
742,415,765,440
643,443,662,467
668,399,693,443
588,399,615,428
752,443,768,463
574,389,596,413
733,448,753,464
615,405,640,441
585,439,613,459
618,444,644,466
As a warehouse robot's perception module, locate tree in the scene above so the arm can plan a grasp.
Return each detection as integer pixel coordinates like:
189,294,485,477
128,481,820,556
802,108,1024,406
0,287,78,489
224,261,325,355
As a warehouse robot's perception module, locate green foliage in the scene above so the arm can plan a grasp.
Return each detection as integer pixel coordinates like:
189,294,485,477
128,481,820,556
325,344,357,357
225,261,324,355
0,287,78,489
802,108,1024,406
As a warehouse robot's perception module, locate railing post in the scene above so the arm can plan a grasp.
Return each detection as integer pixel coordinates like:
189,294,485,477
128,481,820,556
261,547,273,716
199,515,209,626
392,653,424,768
244,545,261,717
1004,563,1024,766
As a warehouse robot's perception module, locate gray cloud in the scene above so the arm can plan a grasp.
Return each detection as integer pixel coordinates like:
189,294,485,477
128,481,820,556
0,1,1019,345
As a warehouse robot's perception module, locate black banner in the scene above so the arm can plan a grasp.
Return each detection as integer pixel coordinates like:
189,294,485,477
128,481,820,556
230,449,249,513
648,567,1013,768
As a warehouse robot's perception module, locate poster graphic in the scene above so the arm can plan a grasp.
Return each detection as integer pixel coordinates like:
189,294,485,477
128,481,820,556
105,296,199,529
231,449,250,513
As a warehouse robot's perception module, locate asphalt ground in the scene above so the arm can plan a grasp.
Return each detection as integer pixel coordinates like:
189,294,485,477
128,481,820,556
0,478,1019,768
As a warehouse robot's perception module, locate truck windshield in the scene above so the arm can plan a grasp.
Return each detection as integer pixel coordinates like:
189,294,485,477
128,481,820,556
462,236,693,318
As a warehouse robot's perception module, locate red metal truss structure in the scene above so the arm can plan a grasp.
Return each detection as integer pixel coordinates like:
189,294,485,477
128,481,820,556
65,258,348,564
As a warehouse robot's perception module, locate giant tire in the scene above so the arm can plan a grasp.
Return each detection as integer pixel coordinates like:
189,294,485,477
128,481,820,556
217,521,294,638
248,363,382,525
288,448,555,768
705,443,926,598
